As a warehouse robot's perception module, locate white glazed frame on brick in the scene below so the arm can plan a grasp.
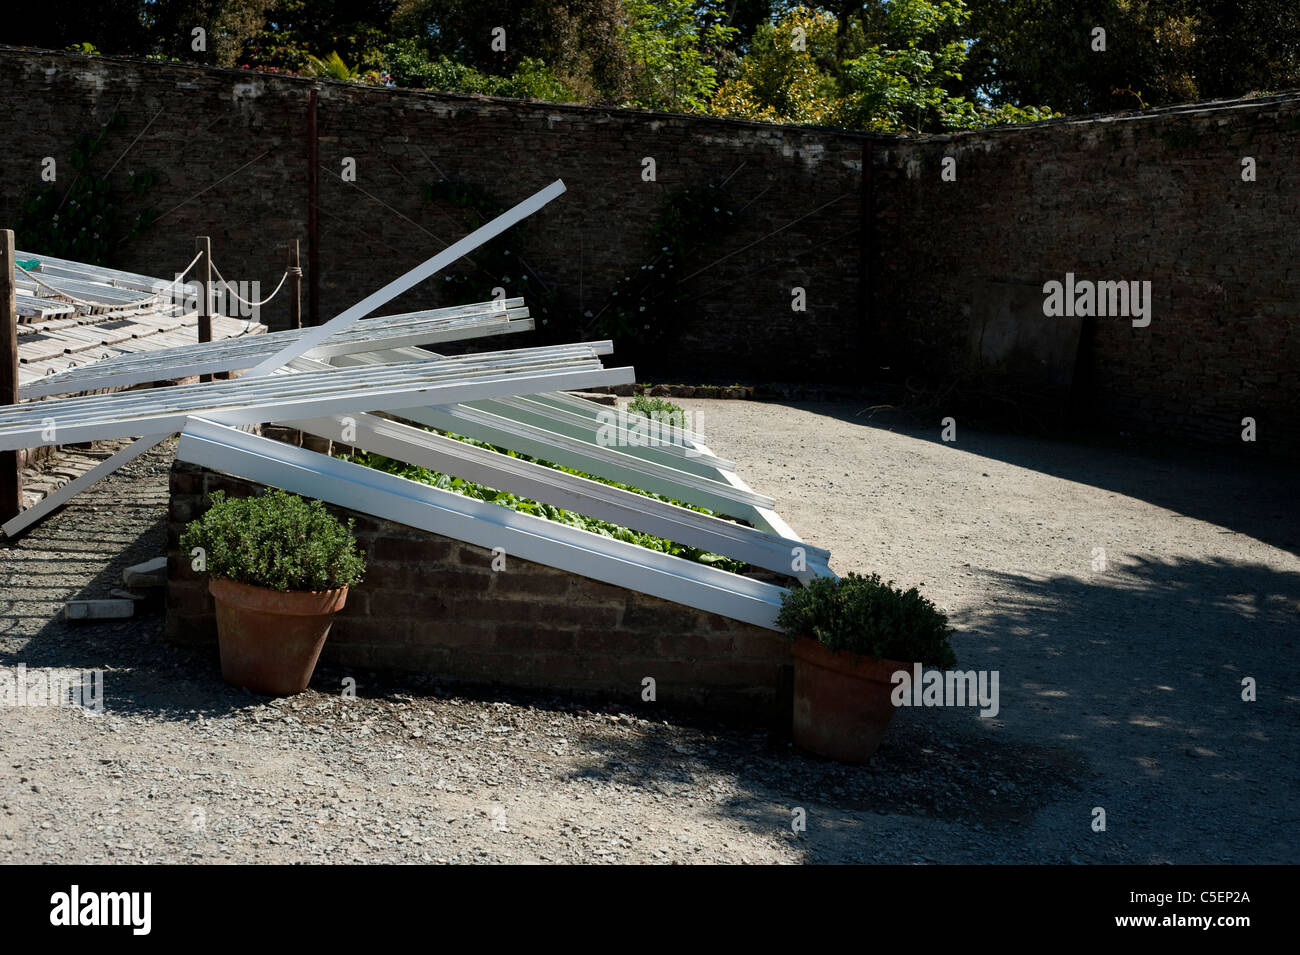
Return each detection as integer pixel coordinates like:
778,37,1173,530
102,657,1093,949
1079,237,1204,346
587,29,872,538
4,177,833,625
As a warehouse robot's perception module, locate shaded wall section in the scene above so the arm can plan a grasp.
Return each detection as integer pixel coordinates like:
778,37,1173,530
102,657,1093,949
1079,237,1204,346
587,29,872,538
872,96,1300,456
0,47,866,382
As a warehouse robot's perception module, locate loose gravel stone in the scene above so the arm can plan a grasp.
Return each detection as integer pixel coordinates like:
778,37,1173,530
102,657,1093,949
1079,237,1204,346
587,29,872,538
0,407,1296,865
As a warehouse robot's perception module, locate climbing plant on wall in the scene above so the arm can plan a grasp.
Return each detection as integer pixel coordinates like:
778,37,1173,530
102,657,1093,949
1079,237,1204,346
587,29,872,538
584,182,737,366
16,112,158,265
419,177,737,367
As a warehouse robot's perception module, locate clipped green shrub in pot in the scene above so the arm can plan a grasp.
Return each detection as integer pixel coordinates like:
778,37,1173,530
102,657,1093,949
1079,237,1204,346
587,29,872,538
777,572,956,763
180,490,366,695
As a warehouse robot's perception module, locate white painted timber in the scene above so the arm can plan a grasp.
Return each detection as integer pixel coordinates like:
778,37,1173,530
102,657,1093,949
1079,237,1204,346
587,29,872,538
246,180,566,377
283,411,830,580
21,299,531,398
466,394,735,476
15,251,175,294
0,344,631,450
176,418,787,629
395,401,775,519
4,182,563,534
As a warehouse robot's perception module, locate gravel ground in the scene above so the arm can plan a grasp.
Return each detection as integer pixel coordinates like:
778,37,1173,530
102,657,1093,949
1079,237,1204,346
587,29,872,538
1,403,1297,865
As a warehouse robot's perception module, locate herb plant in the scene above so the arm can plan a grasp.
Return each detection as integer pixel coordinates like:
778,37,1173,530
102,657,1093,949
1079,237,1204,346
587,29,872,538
180,490,366,593
777,572,956,667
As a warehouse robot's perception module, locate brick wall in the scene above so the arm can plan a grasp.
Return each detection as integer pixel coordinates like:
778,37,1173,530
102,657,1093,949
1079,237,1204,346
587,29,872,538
166,461,794,719
0,46,866,383
871,97,1300,456
3,47,1298,455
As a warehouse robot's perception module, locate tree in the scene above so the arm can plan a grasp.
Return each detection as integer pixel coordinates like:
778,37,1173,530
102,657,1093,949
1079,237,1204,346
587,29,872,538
623,0,737,111
711,7,841,123
713,2,1055,131
391,0,635,101
146,0,276,67
958,0,1300,115
241,0,399,73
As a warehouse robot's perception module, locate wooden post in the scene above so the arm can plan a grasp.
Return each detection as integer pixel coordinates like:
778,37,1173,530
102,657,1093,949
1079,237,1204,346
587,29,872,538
288,239,302,330
307,88,320,327
195,235,212,382
0,230,22,522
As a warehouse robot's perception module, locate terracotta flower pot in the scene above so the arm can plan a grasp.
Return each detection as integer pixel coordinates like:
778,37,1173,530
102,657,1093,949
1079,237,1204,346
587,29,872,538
209,577,348,695
791,636,908,764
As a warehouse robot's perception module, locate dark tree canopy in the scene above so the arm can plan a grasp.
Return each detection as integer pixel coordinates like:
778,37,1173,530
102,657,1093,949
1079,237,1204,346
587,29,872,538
4,1,1298,125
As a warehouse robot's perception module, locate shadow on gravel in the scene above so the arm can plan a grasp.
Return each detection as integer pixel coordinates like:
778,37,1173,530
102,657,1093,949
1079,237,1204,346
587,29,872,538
952,553,1300,774
775,400,1300,556
0,505,265,722
557,698,1089,863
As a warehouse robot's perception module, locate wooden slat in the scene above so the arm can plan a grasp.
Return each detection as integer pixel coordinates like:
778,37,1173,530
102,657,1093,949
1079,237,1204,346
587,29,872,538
21,299,528,398
0,343,628,450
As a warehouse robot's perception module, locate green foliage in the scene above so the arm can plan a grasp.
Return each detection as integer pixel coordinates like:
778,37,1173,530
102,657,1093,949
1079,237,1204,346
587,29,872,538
24,0,1300,120
777,572,957,667
391,0,634,100
586,183,736,363
345,435,745,574
714,2,1057,131
836,0,977,132
626,395,686,426
384,39,578,100
306,50,363,81
147,0,275,67
66,42,100,55
15,113,157,265
180,490,367,593
712,7,843,124
958,0,1300,115
624,0,736,111
242,0,396,73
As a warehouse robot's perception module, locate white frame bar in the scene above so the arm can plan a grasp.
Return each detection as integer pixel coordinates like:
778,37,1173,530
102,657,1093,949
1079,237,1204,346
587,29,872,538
21,299,531,398
283,411,830,580
0,345,630,450
177,418,787,629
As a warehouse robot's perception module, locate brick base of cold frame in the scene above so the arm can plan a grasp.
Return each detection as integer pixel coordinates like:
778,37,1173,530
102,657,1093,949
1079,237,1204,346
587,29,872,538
165,460,794,721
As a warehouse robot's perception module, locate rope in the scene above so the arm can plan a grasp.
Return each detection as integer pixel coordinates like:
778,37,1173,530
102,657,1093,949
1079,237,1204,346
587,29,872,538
171,250,206,283
15,250,207,314
12,262,97,307
208,258,291,307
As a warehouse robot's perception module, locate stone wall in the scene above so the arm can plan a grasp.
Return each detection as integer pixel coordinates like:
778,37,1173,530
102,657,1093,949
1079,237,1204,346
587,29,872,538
871,97,1300,456
166,461,794,719
0,46,866,383
3,47,1298,455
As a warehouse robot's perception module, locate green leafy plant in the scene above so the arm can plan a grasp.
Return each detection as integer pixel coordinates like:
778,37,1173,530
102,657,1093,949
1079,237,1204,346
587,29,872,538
180,490,366,593
307,50,363,81
16,112,157,265
345,432,745,573
623,0,736,112
626,395,687,428
384,40,578,101
777,572,956,667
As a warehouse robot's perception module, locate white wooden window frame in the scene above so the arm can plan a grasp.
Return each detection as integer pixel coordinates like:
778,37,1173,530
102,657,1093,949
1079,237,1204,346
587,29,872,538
176,417,788,629
281,410,830,581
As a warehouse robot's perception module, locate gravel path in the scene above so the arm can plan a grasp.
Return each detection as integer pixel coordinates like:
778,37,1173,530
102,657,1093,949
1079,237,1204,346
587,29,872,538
1,405,1296,864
